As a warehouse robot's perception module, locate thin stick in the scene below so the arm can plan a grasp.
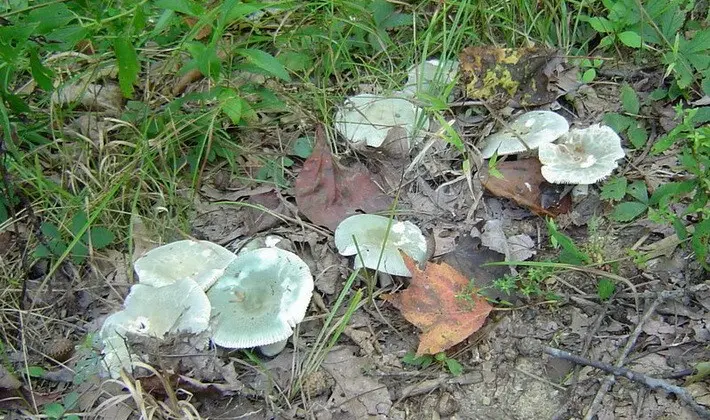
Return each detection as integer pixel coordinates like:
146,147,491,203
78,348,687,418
584,292,664,419
543,346,710,419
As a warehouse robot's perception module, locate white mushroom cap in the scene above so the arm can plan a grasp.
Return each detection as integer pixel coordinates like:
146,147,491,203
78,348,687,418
134,240,236,290
99,278,211,378
538,124,625,184
207,248,314,349
334,94,429,148
480,111,569,158
334,214,427,277
400,59,459,98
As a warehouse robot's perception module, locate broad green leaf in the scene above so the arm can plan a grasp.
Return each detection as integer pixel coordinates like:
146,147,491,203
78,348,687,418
154,0,204,16
89,227,114,249
600,176,627,201
547,220,590,265
40,222,61,239
42,402,65,418
46,25,89,49
29,48,54,91
114,38,139,97
186,42,221,79
603,113,633,133
27,366,46,378
446,358,463,376
27,3,73,34
597,278,616,300
63,391,79,410
292,136,314,158
648,87,668,101
649,180,696,206
620,84,640,114
71,211,89,236
581,68,596,83
71,241,88,264
627,123,648,148
610,201,648,222
236,48,291,81
618,31,642,48
587,16,614,33
218,88,242,124
627,181,648,203
278,51,313,72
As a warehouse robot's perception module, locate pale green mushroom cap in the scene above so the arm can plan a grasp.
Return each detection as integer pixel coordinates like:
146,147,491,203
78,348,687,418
480,111,569,158
134,239,236,290
334,94,429,148
334,214,427,277
538,124,625,184
208,248,314,349
99,277,211,378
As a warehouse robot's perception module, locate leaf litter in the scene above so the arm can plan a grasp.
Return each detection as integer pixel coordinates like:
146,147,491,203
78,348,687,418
5,24,710,420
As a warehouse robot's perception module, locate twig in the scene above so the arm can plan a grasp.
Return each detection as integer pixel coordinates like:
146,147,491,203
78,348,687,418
584,292,663,419
551,296,612,420
585,290,690,418
543,346,710,419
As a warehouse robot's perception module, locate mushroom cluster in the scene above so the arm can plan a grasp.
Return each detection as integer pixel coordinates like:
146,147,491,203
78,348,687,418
100,240,313,378
480,111,625,190
334,58,458,150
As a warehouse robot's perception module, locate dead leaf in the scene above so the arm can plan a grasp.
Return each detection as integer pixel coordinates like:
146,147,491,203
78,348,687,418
480,158,571,217
244,190,285,234
459,46,563,107
383,253,493,356
295,125,392,230
322,346,392,417
480,220,536,261
51,82,123,115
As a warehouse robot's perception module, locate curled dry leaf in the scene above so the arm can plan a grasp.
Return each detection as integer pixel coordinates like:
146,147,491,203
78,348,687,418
480,158,571,217
459,46,563,108
295,126,392,230
382,253,493,356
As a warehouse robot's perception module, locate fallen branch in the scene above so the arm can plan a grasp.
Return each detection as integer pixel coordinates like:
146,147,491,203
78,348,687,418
543,346,710,419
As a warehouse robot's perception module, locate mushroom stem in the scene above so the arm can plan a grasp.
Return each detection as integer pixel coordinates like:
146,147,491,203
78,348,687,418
259,338,289,357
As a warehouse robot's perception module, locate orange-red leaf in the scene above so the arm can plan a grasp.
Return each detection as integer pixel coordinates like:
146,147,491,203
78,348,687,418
383,253,493,356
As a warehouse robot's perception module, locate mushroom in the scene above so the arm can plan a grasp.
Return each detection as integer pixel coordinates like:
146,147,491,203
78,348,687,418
334,94,429,148
400,58,459,98
207,248,313,355
99,278,211,378
334,214,427,277
134,239,236,290
538,124,625,184
480,111,569,158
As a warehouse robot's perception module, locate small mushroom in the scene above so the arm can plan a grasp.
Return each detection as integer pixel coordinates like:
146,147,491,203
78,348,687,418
400,59,459,98
480,111,569,158
538,124,625,184
99,278,211,378
334,94,428,148
334,214,427,277
134,239,236,290
207,248,313,354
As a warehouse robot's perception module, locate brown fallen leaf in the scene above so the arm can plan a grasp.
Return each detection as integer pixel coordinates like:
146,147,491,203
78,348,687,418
383,253,493,356
295,125,392,231
480,158,571,217
459,46,563,108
